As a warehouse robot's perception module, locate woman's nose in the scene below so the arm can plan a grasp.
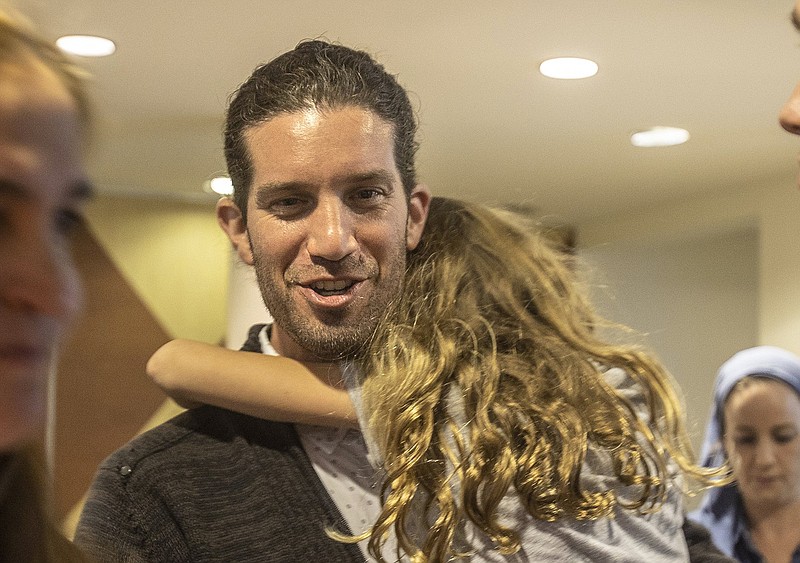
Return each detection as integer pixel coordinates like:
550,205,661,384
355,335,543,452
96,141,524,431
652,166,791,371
1,228,81,320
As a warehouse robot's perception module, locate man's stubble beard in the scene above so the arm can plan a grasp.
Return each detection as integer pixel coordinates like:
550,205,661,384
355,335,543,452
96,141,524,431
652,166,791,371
251,245,407,361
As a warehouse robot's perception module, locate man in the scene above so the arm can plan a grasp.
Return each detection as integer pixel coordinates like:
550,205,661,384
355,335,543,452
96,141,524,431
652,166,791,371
76,40,727,562
75,40,429,562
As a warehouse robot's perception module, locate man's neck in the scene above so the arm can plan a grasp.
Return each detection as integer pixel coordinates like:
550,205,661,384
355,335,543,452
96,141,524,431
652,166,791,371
269,323,346,363
267,324,348,390
267,324,313,361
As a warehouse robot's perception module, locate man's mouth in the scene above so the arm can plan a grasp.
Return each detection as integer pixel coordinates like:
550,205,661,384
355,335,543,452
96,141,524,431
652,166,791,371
307,279,357,297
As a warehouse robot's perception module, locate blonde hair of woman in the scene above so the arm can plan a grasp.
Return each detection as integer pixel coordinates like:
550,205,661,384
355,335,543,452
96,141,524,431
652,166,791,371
0,9,91,562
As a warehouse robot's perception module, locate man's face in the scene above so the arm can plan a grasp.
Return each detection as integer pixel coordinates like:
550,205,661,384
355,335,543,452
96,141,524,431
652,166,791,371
0,60,89,450
219,106,429,361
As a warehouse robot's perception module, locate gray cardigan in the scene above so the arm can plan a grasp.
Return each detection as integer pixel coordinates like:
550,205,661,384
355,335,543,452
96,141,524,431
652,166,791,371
74,325,363,562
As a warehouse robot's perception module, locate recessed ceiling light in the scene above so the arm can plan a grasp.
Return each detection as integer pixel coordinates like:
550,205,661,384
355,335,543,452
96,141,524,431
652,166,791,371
630,126,690,148
539,57,598,79
56,35,116,57
205,176,234,196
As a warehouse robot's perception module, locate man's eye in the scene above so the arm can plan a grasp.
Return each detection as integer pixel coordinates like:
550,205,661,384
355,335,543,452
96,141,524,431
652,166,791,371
274,197,302,207
267,197,311,218
775,432,797,444
269,197,306,211
353,188,384,202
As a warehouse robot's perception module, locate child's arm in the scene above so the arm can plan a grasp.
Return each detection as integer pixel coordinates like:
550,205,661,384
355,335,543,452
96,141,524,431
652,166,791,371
146,339,357,427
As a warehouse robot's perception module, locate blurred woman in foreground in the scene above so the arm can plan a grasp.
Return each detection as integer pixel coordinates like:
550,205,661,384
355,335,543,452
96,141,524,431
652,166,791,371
0,9,91,561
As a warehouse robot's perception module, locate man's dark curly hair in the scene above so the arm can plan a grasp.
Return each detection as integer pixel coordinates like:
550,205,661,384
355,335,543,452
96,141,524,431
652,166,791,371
224,40,418,222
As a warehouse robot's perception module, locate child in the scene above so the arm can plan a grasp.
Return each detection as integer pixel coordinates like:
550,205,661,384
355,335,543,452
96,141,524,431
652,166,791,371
148,197,724,562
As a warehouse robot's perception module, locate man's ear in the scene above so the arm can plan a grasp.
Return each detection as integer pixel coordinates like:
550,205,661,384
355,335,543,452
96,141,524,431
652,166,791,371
217,197,254,265
406,184,431,250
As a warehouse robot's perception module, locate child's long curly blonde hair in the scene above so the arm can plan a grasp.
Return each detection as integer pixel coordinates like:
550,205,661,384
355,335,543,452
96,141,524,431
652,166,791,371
353,197,726,562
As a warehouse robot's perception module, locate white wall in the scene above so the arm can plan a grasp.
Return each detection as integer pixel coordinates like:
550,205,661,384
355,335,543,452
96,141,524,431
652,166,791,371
224,253,271,349
760,184,800,347
86,195,230,343
578,178,800,447
580,227,758,447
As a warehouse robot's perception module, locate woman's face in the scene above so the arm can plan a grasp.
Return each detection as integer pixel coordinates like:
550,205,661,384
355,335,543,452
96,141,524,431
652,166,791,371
723,378,800,511
0,58,89,451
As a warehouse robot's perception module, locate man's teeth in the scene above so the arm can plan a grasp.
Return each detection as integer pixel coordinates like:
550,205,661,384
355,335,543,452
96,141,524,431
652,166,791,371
311,280,351,291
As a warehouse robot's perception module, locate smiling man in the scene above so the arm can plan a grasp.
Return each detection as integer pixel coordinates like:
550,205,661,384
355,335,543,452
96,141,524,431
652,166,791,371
76,41,429,562
218,105,427,362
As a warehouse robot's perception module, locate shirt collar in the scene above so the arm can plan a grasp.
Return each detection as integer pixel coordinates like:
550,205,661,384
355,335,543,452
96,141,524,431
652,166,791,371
257,325,353,455
258,325,276,357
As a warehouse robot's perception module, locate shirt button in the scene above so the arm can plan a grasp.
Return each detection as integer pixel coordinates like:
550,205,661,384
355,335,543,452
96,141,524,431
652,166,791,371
119,465,132,476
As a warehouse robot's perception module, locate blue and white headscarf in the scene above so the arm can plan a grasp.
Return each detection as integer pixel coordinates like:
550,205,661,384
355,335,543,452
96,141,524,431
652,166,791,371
689,345,800,557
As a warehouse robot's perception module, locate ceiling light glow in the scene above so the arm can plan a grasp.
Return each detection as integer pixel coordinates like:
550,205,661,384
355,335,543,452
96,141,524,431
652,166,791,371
630,126,690,148
56,35,116,57
539,57,598,79
205,176,234,196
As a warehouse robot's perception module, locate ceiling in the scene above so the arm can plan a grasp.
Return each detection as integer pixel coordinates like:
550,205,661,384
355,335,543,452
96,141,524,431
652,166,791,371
13,0,800,226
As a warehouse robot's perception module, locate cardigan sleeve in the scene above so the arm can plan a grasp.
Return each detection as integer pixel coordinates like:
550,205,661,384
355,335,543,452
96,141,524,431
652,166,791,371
74,407,223,562
75,456,190,563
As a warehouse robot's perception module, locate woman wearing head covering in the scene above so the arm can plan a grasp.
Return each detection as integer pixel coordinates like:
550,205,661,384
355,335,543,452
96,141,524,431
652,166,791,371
690,346,800,563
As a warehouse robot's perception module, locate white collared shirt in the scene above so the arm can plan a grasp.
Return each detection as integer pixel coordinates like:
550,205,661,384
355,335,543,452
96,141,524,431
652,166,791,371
257,327,397,561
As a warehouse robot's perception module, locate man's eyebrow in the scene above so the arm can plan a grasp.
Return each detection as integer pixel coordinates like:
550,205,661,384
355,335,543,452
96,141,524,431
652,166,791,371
251,180,309,209
344,170,396,185
791,9,800,33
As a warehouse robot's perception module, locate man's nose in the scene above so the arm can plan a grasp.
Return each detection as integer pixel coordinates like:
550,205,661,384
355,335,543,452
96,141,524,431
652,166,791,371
305,199,358,262
1,230,81,319
779,82,800,135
